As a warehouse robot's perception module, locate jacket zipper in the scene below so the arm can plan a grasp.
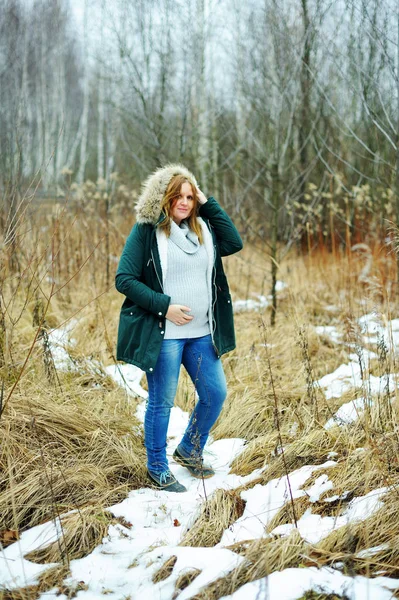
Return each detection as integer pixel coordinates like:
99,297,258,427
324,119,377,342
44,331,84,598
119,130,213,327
150,250,164,292
208,222,220,358
212,261,220,357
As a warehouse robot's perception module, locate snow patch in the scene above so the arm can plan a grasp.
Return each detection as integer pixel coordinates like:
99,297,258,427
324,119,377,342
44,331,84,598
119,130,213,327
0,519,62,589
105,363,147,399
233,281,287,312
324,396,368,429
271,487,388,544
306,474,334,502
219,566,399,600
315,325,343,344
218,461,337,547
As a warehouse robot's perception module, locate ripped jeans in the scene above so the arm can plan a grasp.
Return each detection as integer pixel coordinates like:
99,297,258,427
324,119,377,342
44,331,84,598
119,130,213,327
145,334,227,474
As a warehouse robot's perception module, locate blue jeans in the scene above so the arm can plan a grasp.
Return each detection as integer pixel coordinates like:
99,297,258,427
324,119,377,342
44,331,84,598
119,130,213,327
145,334,227,474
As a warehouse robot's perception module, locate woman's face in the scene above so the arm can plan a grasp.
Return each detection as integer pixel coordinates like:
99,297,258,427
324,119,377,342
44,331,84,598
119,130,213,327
170,181,195,225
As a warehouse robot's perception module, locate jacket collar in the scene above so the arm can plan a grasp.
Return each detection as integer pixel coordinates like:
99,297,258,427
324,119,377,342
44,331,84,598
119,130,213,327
156,212,166,225
155,217,214,288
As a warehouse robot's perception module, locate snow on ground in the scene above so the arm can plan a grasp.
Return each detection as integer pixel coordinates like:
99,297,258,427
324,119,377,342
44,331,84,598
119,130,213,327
315,325,343,344
220,567,399,600
49,318,149,399
317,358,394,402
271,487,388,544
47,318,79,371
314,312,399,429
306,473,334,502
48,318,110,381
60,538,245,600
0,520,60,589
1,412,259,596
324,396,368,429
233,281,287,312
218,461,337,547
105,363,148,399
2,313,398,599
316,348,380,400
316,312,399,351
2,401,391,600
358,312,399,350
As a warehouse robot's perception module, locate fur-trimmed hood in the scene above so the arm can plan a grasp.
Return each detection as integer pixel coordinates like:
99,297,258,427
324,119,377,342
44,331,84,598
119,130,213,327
135,163,198,225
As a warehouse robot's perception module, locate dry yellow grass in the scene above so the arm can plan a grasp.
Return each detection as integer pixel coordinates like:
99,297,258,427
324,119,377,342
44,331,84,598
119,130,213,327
229,433,278,476
0,565,72,600
2,204,399,598
312,488,399,577
25,506,114,564
152,555,177,584
180,489,245,547
266,496,310,532
193,531,309,600
0,378,147,532
173,569,201,598
257,428,361,483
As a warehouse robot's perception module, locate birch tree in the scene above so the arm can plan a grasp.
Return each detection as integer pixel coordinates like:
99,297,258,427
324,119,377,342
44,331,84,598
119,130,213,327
193,0,209,188
97,0,106,182
0,0,27,241
77,0,90,184
112,0,176,176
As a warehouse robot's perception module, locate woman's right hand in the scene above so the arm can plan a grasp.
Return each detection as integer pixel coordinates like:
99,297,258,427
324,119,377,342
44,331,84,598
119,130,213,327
166,305,194,325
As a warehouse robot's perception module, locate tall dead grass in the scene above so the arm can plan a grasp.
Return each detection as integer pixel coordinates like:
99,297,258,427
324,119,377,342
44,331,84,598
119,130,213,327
2,199,399,598
312,488,399,577
25,506,114,564
180,489,245,547
0,377,146,532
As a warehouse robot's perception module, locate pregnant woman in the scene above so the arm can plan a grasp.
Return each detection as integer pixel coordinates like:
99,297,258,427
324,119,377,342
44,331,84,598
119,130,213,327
115,164,243,492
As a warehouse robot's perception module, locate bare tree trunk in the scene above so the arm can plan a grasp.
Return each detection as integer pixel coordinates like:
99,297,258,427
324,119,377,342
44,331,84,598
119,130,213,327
106,110,116,181
97,0,105,182
54,21,67,184
65,114,82,171
233,0,246,214
97,72,105,181
179,9,190,159
39,11,49,187
210,88,219,198
77,0,89,184
195,0,209,188
396,10,399,289
299,0,311,205
21,24,32,179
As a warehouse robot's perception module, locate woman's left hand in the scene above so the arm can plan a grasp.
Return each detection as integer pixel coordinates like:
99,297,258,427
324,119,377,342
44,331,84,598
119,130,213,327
196,187,208,205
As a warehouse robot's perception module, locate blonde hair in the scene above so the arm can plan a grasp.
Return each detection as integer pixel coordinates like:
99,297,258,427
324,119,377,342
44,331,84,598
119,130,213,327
158,174,203,244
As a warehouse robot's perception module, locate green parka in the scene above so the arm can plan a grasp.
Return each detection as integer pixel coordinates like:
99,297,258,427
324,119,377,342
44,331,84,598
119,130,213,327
115,164,243,372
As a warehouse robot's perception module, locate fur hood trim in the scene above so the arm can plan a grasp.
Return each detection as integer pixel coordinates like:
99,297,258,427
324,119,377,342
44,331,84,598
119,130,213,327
135,163,198,224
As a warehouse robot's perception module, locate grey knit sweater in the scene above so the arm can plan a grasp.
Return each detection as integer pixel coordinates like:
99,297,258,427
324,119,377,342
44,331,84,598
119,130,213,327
164,221,211,339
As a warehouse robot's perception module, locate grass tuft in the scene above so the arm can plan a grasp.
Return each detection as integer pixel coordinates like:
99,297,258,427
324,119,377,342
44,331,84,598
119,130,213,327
173,569,201,598
152,556,177,583
0,384,147,532
180,489,245,547
25,506,114,563
195,531,308,599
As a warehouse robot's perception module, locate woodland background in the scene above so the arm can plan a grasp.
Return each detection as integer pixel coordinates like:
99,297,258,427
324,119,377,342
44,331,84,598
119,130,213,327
1,0,398,250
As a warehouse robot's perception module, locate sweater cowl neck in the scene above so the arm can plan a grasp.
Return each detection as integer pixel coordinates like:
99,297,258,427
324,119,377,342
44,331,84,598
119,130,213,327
169,220,200,254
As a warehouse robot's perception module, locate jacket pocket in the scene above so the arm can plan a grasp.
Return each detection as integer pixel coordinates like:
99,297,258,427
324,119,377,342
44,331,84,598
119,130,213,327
117,305,153,361
120,304,146,319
